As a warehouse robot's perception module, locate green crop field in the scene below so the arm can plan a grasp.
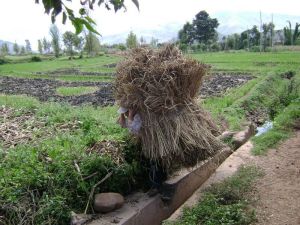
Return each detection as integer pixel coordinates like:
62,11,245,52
0,50,299,224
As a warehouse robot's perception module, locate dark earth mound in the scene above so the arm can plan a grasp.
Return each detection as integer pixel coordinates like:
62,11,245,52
35,68,115,76
200,73,253,98
0,73,253,106
0,76,114,106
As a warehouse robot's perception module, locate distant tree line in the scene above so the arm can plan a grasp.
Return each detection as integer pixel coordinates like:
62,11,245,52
0,24,103,59
178,11,300,52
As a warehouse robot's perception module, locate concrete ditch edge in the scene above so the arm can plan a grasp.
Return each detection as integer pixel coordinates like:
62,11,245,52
88,147,232,225
167,140,255,222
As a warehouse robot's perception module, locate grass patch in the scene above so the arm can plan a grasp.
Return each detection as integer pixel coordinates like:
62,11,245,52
0,94,150,225
202,77,261,130
252,100,300,155
192,51,300,73
165,166,263,225
56,86,99,96
202,71,299,131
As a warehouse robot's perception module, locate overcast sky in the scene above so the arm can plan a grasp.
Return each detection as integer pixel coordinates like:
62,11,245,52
1,0,300,50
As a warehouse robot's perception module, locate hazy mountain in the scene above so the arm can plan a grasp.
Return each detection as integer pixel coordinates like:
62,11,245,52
100,12,300,44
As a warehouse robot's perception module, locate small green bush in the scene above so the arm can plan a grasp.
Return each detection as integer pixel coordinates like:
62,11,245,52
250,46,260,52
0,58,9,64
31,56,42,62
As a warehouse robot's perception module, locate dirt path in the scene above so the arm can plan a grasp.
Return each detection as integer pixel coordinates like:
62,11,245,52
253,131,300,225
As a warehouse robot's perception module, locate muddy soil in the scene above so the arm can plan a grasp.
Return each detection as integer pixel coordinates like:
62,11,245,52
200,72,253,98
0,73,253,106
35,68,115,76
253,130,300,225
0,76,114,106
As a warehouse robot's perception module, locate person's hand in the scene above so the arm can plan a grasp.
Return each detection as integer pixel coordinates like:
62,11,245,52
128,109,135,125
117,113,126,128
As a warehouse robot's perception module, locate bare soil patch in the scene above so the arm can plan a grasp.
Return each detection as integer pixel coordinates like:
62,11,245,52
200,72,253,98
253,131,300,225
0,76,114,106
35,68,115,76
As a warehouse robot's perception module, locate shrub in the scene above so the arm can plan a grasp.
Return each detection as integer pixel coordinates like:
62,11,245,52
31,56,42,62
0,58,9,64
250,46,260,52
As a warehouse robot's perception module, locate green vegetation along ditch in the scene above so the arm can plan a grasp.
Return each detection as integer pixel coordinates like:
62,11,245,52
165,166,263,225
0,96,150,225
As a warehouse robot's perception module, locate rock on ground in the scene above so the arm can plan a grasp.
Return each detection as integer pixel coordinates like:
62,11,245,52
93,193,125,213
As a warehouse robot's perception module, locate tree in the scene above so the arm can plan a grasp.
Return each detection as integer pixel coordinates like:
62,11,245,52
150,37,158,48
126,31,138,49
63,31,81,58
284,21,300,45
13,42,19,55
84,31,101,56
38,39,43,54
0,43,9,56
140,36,146,46
43,37,51,54
193,11,219,44
35,0,139,35
240,30,249,49
25,40,32,53
178,11,219,47
74,36,84,57
261,22,274,51
178,22,194,45
50,25,61,57
249,25,260,47
20,46,26,55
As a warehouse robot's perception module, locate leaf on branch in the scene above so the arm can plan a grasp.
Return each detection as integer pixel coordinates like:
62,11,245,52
62,11,67,24
105,3,111,10
72,18,84,34
98,0,105,6
79,8,86,15
131,0,139,10
81,18,101,35
80,0,88,5
85,16,96,25
51,10,56,23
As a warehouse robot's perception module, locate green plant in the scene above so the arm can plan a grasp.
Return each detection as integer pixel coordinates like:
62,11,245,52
166,166,262,225
252,99,300,155
56,86,98,96
31,56,42,62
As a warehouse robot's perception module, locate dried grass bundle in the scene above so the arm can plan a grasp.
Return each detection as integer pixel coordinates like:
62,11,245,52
114,45,224,171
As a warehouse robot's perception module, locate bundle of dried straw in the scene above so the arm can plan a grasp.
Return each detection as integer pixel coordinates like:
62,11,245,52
115,45,224,172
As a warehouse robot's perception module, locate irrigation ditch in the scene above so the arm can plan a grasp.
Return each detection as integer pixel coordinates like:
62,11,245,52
71,70,299,225
72,123,255,225
0,70,298,225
